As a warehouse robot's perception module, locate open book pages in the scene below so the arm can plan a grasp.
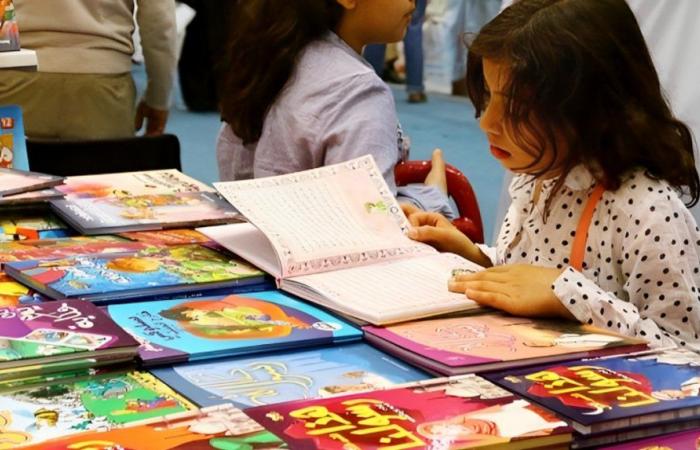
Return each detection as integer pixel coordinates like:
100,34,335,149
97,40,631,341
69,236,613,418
212,155,435,278
283,253,483,325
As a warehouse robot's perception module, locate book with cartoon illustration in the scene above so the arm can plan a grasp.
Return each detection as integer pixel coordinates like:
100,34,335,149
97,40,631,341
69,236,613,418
106,290,362,366
200,155,484,326
245,373,572,450
0,167,63,198
0,272,44,307
152,342,427,407
0,370,197,448
0,105,27,170
0,300,139,381
2,244,268,303
49,169,240,235
484,349,700,435
0,205,72,241
364,313,648,376
18,402,288,450
0,235,143,269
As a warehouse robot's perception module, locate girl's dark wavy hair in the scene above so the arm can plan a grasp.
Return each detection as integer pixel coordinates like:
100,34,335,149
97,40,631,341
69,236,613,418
466,0,700,207
220,0,344,144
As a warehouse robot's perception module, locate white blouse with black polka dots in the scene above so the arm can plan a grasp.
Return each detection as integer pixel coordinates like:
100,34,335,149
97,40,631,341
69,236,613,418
479,165,700,351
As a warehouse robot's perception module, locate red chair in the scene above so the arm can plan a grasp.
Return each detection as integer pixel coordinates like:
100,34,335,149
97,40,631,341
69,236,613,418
395,161,484,244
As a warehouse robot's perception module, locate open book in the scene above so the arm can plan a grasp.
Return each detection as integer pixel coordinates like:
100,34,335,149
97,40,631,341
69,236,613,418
199,155,483,325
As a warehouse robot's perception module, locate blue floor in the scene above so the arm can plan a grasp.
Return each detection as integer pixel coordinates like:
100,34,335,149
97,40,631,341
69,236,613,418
143,69,504,243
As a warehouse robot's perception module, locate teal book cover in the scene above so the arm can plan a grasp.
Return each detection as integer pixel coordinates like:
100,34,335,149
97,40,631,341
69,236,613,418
152,342,428,408
106,290,362,366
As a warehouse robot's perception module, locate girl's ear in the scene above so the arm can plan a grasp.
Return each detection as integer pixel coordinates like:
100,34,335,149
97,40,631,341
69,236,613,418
335,0,358,10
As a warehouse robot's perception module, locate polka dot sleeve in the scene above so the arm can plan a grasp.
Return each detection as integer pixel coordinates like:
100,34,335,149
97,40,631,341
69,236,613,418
552,193,700,351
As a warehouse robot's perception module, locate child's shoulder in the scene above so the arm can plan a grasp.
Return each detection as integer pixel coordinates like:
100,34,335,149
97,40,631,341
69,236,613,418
609,168,689,218
293,34,388,94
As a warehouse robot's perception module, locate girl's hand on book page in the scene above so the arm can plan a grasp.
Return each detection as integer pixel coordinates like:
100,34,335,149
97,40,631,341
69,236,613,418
448,264,576,319
403,203,492,266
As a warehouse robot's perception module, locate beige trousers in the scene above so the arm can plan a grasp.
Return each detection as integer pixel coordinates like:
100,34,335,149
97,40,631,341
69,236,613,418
0,71,136,140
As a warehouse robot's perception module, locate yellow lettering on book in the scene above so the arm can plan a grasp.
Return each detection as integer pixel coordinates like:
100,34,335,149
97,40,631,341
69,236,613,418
290,406,356,435
526,370,589,394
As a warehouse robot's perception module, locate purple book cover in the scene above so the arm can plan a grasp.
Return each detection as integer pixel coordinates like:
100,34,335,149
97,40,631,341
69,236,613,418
0,300,138,363
600,428,700,449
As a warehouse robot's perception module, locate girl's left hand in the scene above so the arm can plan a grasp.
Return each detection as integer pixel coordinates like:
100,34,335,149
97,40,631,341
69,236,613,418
449,264,576,320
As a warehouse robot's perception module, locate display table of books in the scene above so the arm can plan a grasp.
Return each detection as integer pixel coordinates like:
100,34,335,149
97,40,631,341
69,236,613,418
2,152,700,449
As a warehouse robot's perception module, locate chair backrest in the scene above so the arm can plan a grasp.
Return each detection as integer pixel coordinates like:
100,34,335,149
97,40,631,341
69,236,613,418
395,160,485,244
26,134,182,176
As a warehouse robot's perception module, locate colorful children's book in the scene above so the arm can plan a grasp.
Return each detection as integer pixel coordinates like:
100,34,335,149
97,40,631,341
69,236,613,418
201,155,484,326
19,403,288,450
598,427,700,449
0,272,43,307
0,0,20,51
119,228,212,245
0,235,140,268
152,342,428,407
0,370,196,448
106,290,362,366
0,188,63,206
3,244,267,303
0,167,63,198
246,374,572,450
50,169,240,235
0,300,139,380
0,205,72,241
364,313,648,376
484,349,700,435
0,105,27,169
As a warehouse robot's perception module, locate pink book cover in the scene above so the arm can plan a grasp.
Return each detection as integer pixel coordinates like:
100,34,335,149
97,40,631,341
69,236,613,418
600,428,700,449
364,313,647,373
245,375,571,450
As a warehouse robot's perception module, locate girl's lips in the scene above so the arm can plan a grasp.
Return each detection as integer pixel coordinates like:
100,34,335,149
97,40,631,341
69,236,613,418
490,145,511,159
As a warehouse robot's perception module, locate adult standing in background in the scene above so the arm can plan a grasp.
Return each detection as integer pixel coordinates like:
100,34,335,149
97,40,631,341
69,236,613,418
364,0,429,103
0,0,177,140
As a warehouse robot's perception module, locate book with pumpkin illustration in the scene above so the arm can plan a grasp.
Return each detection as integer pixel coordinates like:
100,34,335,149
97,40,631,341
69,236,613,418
105,290,362,366
2,244,269,303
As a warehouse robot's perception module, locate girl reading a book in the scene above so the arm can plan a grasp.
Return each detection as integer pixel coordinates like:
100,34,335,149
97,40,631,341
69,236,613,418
404,0,700,351
217,0,454,218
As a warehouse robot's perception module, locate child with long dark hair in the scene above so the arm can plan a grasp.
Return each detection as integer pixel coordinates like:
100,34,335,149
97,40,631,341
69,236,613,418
405,0,700,350
217,0,453,217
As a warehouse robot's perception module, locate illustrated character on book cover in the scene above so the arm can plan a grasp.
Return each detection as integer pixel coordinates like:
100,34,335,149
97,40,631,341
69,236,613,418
159,296,312,340
249,376,568,450
0,372,194,447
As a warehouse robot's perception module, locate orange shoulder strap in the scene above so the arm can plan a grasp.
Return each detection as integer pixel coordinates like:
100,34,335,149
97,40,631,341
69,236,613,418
570,184,606,271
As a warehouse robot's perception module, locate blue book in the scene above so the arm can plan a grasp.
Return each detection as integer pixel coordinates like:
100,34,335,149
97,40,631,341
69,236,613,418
151,341,428,408
107,290,362,366
484,349,700,435
3,244,268,303
0,105,28,170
